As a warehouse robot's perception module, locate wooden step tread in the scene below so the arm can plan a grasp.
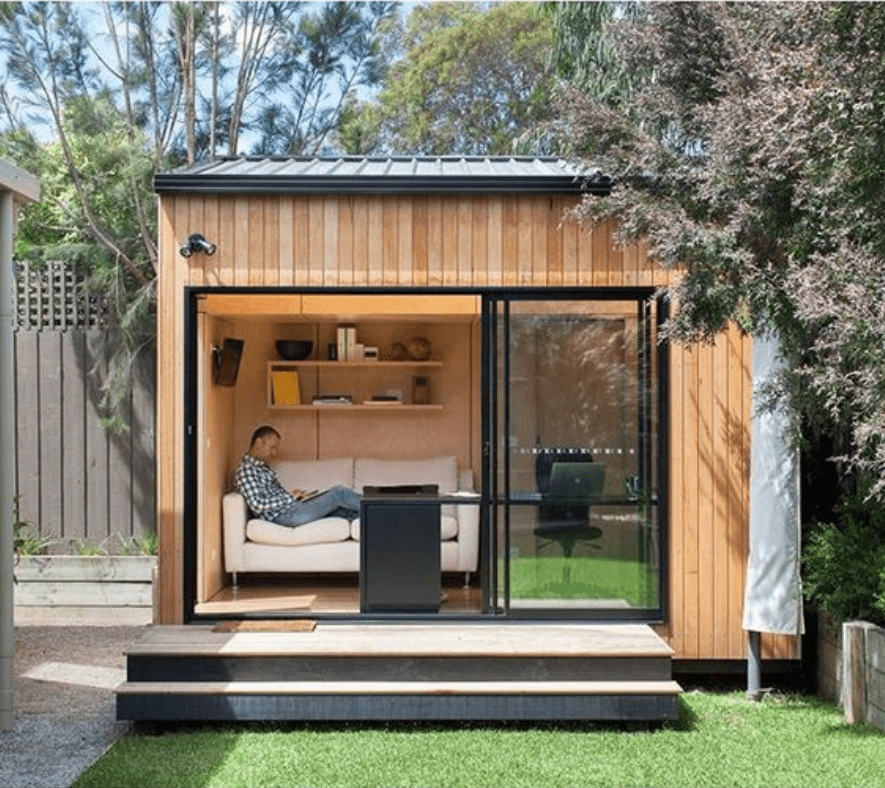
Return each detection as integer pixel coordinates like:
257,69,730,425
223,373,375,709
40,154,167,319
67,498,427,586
118,679,682,696
126,624,674,659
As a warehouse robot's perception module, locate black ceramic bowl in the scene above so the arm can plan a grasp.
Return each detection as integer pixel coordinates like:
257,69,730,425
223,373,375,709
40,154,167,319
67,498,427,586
275,340,313,361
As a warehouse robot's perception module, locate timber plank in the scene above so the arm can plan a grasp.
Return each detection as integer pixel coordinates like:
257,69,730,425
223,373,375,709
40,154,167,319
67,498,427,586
117,680,682,696
84,334,109,544
697,343,715,658
125,624,674,658
712,336,730,658
14,331,40,532
278,196,294,286
682,345,700,659
38,332,63,540
61,332,86,541
233,196,250,286
338,195,354,286
264,196,280,286
323,196,339,285
397,196,412,285
15,581,152,607
248,196,265,286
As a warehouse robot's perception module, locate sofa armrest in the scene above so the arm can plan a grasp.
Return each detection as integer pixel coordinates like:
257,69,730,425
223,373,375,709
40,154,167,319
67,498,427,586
455,468,479,572
222,491,248,573
455,499,480,572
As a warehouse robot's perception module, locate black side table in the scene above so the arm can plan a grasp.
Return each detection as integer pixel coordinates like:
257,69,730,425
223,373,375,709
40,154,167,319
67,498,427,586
359,494,441,613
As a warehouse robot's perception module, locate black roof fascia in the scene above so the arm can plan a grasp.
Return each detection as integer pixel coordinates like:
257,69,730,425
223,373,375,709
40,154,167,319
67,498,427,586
154,165,611,196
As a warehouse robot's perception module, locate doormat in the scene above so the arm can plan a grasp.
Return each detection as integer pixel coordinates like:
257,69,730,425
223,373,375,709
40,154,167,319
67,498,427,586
213,619,317,633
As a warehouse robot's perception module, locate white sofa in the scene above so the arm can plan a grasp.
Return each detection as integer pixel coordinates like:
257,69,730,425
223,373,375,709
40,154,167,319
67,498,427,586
223,455,480,586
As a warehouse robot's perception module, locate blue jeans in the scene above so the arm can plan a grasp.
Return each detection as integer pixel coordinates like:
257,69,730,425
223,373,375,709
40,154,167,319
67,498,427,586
272,485,362,528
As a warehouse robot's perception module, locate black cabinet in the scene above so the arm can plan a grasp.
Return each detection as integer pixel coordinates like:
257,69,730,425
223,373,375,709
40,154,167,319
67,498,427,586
359,496,441,613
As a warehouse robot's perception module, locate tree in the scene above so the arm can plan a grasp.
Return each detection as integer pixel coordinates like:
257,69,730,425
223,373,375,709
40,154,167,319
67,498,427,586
0,1,399,425
253,1,397,156
350,2,554,155
553,2,885,497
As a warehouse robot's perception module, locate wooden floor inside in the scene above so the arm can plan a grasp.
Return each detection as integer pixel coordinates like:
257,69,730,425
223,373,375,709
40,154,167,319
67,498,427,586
195,575,482,616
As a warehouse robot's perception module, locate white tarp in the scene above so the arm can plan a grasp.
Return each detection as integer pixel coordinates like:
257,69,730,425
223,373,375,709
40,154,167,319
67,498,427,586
743,333,804,636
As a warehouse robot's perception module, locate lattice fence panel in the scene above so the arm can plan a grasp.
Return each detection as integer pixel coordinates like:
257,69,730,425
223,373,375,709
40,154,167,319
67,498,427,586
15,260,110,330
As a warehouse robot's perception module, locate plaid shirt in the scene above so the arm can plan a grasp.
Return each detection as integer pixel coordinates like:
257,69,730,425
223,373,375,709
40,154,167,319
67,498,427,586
234,454,296,520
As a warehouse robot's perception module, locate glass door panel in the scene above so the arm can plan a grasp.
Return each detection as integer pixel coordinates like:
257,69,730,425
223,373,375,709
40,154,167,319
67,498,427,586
491,297,663,617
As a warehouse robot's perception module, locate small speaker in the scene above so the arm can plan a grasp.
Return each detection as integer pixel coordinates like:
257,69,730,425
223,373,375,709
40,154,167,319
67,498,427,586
214,338,244,386
412,375,430,405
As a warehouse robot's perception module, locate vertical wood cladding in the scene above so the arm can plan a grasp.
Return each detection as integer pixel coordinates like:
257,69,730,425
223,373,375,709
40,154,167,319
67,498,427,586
157,191,796,661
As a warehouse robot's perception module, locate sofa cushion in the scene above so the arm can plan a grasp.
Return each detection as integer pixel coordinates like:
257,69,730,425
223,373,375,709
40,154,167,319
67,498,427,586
273,458,353,493
246,517,352,547
349,514,458,542
354,455,458,495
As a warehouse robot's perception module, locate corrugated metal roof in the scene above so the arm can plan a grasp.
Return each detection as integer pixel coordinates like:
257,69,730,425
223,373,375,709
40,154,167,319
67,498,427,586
154,156,609,195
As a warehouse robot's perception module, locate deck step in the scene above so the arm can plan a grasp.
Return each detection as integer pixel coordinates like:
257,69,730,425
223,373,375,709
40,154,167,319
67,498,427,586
117,680,682,722
117,679,682,696
117,623,681,723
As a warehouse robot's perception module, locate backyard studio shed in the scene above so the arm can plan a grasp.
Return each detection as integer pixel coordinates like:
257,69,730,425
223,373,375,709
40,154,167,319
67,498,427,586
119,156,801,723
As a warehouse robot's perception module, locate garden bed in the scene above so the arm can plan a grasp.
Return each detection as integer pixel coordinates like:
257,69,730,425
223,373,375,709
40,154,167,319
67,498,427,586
14,555,156,609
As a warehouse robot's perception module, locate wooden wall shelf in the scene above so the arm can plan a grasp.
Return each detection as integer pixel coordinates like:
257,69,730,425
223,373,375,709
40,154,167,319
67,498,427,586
267,359,444,409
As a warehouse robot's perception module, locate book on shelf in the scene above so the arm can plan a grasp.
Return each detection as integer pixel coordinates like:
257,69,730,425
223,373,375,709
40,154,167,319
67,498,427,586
311,394,353,405
336,324,357,361
272,370,301,405
362,394,403,405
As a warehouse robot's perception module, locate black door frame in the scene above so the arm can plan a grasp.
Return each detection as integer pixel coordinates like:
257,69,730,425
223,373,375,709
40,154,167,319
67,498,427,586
182,285,667,623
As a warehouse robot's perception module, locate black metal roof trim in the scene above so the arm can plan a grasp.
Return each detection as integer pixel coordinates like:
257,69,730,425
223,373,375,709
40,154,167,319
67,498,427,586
154,156,611,195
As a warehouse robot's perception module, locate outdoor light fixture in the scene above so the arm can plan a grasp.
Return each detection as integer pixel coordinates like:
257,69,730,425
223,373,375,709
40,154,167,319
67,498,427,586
179,233,217,257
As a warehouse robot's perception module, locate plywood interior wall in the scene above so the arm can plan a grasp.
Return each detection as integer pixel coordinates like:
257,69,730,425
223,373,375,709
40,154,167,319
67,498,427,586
158,190,798,660
194,303,480,605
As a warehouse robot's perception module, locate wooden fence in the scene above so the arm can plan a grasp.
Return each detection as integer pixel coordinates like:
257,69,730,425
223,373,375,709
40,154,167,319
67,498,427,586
13,261,155,552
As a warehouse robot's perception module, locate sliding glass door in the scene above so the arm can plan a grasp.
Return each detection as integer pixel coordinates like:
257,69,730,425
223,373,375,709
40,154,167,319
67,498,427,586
484,292,666,619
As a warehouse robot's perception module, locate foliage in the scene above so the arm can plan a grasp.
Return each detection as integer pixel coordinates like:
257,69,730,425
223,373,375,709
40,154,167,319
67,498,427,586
253,2,398,156
74,693,885,788
64,532,157,556
0,1,399,428
13,523,54,558
69,538,108,557
546,1,643,104
803,488,885,626
553,2,885,495
347,2,554,155
12,496,54,559
116,532,159,557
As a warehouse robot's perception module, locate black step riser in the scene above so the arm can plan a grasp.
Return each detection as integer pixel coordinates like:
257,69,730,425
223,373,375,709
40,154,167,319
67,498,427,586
117,692,680,723
127,655,672,683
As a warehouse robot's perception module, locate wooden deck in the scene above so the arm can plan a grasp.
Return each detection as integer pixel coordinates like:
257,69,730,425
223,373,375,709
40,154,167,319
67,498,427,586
117,622,681,723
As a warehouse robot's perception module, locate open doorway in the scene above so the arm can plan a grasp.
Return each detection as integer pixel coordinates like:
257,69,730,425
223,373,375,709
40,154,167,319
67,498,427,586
187,291,483,618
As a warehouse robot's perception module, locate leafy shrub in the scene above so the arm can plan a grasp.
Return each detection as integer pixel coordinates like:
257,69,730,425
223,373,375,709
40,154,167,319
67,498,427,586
803,490,885,626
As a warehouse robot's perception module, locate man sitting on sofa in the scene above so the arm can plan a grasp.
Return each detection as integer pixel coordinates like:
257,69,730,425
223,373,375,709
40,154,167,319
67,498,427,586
235,425,362,527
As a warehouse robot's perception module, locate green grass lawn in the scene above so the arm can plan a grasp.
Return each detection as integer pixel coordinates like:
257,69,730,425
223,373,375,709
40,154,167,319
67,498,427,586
74,692,884,788
505,556,658,607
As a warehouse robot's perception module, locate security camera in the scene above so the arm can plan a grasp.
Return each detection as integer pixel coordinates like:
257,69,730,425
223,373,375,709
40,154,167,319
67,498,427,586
179,233,217,257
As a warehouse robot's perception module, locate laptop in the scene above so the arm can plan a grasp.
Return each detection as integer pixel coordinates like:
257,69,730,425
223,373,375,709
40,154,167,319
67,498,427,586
546,462,605,504
363,484,439,497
